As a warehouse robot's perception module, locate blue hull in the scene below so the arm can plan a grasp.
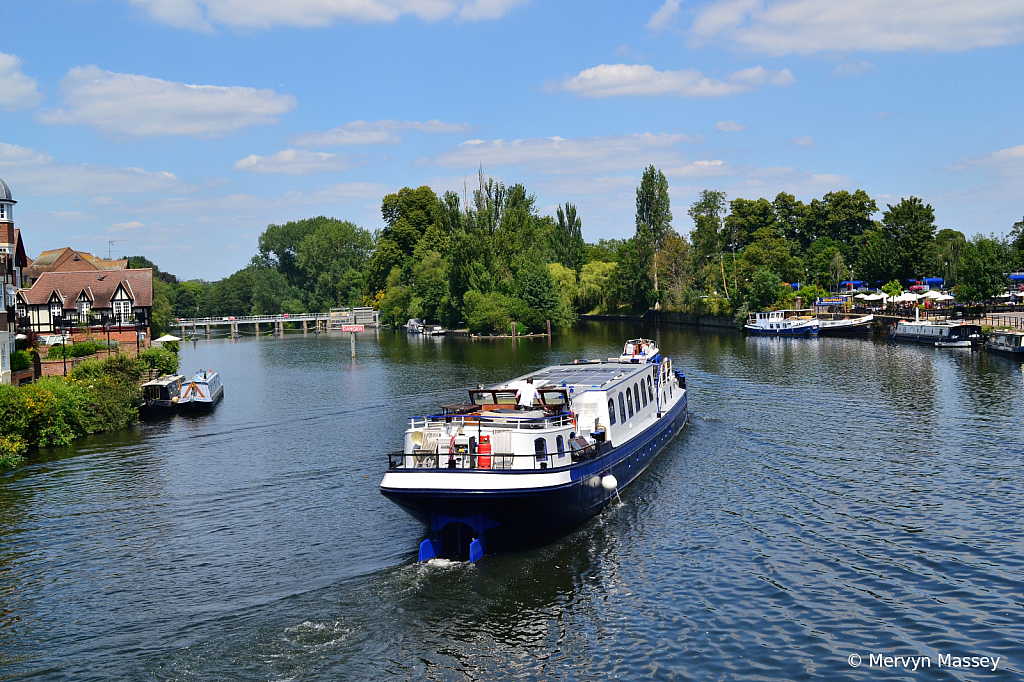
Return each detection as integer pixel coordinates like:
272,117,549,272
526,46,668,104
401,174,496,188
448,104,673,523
380,393,688,557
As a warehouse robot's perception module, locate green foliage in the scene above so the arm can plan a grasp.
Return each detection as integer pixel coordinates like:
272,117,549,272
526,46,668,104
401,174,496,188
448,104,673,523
955,235,1011,302
802,190,878,250
748,268,784,312
45,340,108,359
607,229,656,311
552,203,585,275
463,290,513,334
577,261,616,312
139,347,180,375
546,263,579,327
584,239,625,264
881,197,937,283
796,284,828,307
11,350,31,372
0,434,27,470
882,280,903,298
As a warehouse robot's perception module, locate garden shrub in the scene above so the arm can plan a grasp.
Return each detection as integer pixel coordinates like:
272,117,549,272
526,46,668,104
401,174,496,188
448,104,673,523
0,434,27,470
11,350,31,372
139,347,180,376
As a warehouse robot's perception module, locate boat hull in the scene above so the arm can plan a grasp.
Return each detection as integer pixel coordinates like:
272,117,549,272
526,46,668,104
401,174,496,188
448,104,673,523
380,393,688,555
180,385,224,410
744,325,819,336
818,319,874,336
985,344,1024,356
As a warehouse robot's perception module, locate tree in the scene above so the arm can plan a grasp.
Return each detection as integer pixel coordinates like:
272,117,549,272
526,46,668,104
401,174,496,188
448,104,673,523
552,203,585,276
955,235,1011,302
607,228,656,311
296,219,374,309
725,197,777,250
577,261,616,312
688,190,729,297
882,279,903,299
935,229,966,286
881,197,937,284
748,268,784,312
855,226,899,287
1009,217,1024,268
636,166,672,305
772,192,807,245
546,263,579,327
802,190,877,250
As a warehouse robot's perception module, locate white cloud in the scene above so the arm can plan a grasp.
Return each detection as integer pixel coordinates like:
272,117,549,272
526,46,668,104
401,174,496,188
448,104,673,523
290,119,473,147
429,132,702,174
0,142,184,196
647,0,681,30
947,144,1024,172
689,0,1024,55
41,66,296,137
549,63,795,98
109,221,145,231
716,120,748,131
0,52,43,111
234,149,361,175
793,136,815,146
831,60,876,77
128,0,528,30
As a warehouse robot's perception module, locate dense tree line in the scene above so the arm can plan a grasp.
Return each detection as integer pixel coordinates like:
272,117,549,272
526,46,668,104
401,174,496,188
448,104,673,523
133,169,1024,335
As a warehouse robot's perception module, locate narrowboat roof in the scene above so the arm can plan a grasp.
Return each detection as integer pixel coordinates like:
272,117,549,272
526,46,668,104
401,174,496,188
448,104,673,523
141,374,184,388
489,361,655,392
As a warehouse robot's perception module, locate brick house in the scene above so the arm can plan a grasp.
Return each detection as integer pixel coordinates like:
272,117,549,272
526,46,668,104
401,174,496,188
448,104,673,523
18,268,154,336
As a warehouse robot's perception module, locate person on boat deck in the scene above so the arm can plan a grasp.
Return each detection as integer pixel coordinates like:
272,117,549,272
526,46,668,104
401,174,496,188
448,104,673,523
625,342,635,356
516,377,541,410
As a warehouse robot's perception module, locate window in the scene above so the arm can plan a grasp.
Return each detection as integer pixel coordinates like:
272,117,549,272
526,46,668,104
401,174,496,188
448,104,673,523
0,204,6,220
534,438,547,455
113,299,132,324
637,382,645,407
647,376,654,402
556,435,564,454
608,399,616,425
50,301,62,321
77,299,90,318
626,389,633,418
618,393,626,423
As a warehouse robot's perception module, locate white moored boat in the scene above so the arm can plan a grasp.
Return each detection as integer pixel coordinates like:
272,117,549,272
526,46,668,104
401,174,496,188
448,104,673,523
380,348,688,562
890,320,983,348
179,369,224,409
818,314,874,336
745,309,819,336
618,338,659,362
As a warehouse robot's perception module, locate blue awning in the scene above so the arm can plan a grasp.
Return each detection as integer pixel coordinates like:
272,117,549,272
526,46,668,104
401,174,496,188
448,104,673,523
1010,273,1024,281
840,280,865,286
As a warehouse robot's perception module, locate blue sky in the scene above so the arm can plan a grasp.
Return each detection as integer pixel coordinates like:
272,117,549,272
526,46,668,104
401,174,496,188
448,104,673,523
1,0,1022,279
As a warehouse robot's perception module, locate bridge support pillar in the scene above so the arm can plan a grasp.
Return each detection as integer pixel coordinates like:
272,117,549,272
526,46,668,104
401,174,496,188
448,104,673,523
205,323,211,339
276,320,283,336
231,322,238,338
302,320,307,335
180,324,185,339
254,321,260,336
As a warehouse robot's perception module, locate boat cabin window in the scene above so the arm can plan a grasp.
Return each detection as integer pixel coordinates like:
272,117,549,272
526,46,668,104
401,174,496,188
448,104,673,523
468,388,569,410
626,389,634,418
647,376,654,402
608,399,616,425
556,435,564,454
618,393,626,423
637,382,645,407
534,438,547,455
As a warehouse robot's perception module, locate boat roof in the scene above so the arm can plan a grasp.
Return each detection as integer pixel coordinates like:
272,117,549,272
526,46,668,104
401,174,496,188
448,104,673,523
488,361,654,393
141,374,184,387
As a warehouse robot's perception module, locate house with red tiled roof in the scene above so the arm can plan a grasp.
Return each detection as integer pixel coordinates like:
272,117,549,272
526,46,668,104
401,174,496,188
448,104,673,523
22,247,127,287
17,268,154,334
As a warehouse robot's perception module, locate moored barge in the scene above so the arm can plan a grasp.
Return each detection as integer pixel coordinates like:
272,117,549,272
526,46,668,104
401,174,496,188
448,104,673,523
380,351,688,561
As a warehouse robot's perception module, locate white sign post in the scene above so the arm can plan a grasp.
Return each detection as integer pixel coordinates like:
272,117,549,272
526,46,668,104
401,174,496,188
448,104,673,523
341,325,364,357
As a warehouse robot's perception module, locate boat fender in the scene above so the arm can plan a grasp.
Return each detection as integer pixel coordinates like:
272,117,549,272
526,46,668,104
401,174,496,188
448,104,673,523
601,475,618,491
171,396,178,404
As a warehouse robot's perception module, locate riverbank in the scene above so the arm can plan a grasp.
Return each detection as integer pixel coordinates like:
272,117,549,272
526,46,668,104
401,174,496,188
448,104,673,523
582,310,740,329
0,348,178,470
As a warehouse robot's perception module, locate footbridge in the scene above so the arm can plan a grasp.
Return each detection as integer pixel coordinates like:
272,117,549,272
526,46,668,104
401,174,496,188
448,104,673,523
177,307,379,339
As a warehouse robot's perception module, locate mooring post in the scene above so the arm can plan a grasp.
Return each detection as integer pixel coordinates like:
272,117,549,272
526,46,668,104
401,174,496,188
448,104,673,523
205,323,210,339
302,320,307,335
231,321,238,338
350,331,356,358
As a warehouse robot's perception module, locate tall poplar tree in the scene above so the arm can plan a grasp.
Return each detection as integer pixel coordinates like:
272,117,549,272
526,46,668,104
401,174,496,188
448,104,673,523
635,166,672,307
553,203,585,276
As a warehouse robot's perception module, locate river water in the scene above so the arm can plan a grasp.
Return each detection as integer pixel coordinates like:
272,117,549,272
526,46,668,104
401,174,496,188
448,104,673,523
1,322,1022,680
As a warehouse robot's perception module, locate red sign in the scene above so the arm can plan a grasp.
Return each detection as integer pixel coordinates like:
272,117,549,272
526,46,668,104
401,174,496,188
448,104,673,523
341,325,365,332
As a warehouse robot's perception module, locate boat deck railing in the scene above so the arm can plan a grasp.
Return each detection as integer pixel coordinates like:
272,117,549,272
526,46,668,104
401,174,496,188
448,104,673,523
387,444,602,471
408,412,575,431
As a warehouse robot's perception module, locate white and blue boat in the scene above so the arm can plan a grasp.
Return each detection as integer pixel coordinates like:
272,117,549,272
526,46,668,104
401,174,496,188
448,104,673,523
380,349,688,562
745,309,819,336
179,369,224,410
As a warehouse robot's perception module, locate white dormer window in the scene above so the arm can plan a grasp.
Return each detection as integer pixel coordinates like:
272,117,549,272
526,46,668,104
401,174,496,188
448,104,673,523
77,299,91,318
50,301,62,320
113,299,132,324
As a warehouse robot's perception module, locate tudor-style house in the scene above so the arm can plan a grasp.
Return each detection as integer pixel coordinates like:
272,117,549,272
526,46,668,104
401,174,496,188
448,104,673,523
1,177,28,385
19,268,154,334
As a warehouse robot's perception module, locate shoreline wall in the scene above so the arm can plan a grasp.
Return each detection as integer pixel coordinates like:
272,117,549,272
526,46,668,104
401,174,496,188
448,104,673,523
581,311,740,330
